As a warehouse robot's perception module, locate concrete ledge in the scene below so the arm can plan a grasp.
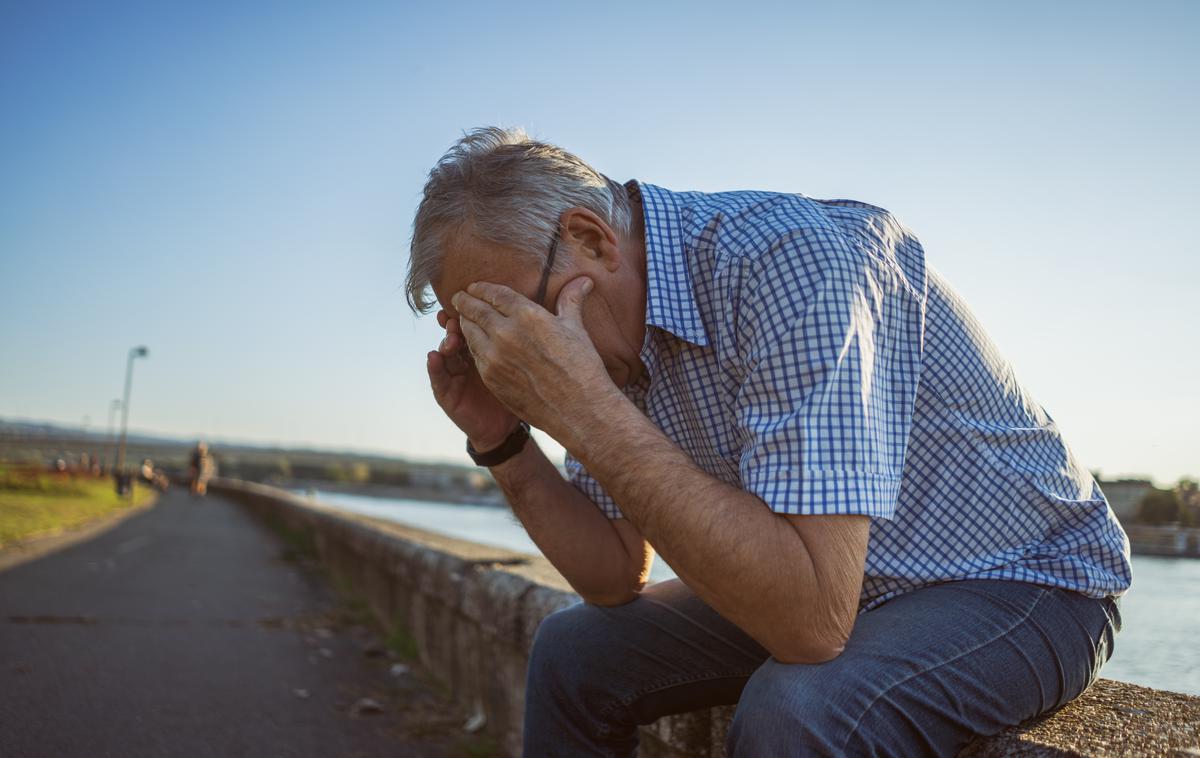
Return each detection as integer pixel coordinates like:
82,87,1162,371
638,679,1200,757
958,679,1200,757
210,479,1200,757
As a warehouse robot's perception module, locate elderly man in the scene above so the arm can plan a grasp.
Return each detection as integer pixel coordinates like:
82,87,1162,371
407,127,1130,756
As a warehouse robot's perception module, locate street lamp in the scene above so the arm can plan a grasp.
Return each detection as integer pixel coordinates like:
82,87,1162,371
106,398,121,473
115,345,149,495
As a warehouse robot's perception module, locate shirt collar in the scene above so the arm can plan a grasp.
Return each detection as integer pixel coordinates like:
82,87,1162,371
630,180,710,348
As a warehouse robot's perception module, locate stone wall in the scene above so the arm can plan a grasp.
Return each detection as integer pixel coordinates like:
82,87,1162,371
210,479,1200,757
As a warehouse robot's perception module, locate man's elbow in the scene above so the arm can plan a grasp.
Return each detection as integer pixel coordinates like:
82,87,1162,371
582,588,641,607
765,618,854,665
577,562,648,607
769,638,848,665
580,578,647,608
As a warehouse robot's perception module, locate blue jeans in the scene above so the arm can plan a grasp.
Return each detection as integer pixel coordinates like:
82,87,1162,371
522,578,1121,757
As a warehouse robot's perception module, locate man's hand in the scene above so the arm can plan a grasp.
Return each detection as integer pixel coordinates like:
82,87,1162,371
449,277,621,447
427,309,521,452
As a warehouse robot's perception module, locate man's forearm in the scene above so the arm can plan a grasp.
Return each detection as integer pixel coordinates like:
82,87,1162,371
487,437,643,604
568,393,834,661
445,279,847,658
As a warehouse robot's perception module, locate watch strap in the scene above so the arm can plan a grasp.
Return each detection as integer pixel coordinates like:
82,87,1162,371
466,421,531,467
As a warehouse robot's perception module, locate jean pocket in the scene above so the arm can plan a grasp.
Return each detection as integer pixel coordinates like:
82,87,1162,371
1089,597,1121,686
1105,595,1123,635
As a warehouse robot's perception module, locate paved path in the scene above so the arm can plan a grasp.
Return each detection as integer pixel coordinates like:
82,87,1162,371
0,489,478,757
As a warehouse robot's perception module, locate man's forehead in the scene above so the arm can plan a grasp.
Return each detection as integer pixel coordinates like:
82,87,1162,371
433,241,536,310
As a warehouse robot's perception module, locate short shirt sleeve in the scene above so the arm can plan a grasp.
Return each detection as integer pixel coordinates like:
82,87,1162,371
735,228,925,520
564,450,624,520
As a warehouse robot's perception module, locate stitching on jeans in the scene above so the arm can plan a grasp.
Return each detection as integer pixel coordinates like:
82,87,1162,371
624,668,764,706
839,586,1054,753
598,668,763,727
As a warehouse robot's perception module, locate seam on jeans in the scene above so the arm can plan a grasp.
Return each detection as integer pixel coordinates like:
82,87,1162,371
839,586,1054,754
599,667,763,727
623,667,764,706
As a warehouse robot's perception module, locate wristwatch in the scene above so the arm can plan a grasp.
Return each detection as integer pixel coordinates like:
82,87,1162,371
466,421,531,467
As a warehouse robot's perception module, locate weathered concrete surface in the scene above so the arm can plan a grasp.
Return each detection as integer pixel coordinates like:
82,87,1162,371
212,479,1200,758
959,678,1200,757
0,486,486,757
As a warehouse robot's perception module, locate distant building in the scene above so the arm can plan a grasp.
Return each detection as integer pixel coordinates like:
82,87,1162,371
408,466,460,490
1097,478,1154,523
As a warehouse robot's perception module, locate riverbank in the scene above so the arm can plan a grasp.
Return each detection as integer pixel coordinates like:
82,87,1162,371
282,481,1200,560
268,477,507,508
1124,523,1200,558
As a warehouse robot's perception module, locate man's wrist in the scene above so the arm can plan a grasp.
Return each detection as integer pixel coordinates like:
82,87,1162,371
467,421,530,466
565,388,641,464
468,420,522,455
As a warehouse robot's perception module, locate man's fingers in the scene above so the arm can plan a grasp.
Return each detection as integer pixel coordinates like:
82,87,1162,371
451,291,500,330
555,275,593,326
459,315,488,344
437,309,449,328
458,316,492,360
445,347,472,375
466,281,528,315
427,351,449,394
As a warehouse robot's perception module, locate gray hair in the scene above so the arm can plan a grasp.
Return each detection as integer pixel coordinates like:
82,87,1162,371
406,126,633,313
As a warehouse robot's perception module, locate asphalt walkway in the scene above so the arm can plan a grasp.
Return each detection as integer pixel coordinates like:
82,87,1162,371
0,488,479,757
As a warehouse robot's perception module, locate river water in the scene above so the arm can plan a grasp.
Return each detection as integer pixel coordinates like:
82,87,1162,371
298,489,1199,697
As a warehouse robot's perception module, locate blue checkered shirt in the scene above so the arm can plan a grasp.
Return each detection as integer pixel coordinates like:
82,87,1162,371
565,181,1132,613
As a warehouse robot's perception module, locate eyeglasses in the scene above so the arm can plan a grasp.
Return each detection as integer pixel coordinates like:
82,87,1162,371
532,226,560,309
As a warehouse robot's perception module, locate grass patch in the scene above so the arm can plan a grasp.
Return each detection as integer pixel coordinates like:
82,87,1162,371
387,613,420,661
338,595,375,626
259,511,319,564
457,733,500,758
330,570,356,596
0,467,156,547
276,521,317,563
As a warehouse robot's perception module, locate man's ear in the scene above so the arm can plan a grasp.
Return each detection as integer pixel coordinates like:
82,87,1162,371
561,207,621,273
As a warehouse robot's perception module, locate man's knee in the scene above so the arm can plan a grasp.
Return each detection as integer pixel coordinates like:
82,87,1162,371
726,659,864,756
528,602,621,696
528,602,638,724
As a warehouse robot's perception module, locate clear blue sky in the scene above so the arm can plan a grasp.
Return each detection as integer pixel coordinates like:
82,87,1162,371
1,1,1196,485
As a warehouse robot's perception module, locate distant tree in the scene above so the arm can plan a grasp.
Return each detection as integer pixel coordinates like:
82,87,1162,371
1176,479,1199,527
1136,488,1182,525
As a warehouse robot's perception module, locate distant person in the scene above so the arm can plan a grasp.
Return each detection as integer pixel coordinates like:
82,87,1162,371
407,127,1131,756
189,442,212,496
140,457,169,492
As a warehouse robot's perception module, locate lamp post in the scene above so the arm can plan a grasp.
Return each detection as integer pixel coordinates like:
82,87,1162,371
81,415,91,471
115,345,149,495
106,399,121,474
